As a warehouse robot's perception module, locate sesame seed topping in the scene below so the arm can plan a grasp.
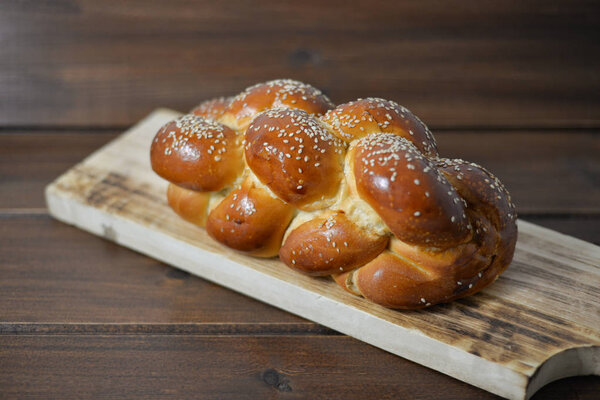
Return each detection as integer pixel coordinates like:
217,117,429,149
163,83,516,295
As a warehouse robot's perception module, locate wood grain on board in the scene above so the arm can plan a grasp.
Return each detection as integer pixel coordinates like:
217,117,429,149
2,0,599,128
43,109,600,399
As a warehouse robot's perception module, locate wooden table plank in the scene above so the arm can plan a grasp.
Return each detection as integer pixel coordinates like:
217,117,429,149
1,131,598,213
523,216,600,246
2,2,598,398
0,132,118,210
0,215,306,325
1,0,598,128
0,335,501,400
435,131,600,214
0,334,597,400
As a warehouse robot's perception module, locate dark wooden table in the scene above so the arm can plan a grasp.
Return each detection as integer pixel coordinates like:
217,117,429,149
1,2,599,399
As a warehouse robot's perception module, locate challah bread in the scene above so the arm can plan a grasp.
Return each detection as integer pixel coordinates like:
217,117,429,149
150,115,244,191
244,108,345,210
205,177,295,257
191,96,233,121
225,80,334,131
321,98,438,157
150,79,517,309
279,211,390,276
166,184,211,227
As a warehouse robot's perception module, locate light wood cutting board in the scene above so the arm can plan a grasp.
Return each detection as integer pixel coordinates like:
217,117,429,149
45,109,600,399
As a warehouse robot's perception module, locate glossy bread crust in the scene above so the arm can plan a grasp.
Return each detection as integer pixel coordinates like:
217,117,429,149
150,79,518,309
244,108,345,210
206,178,295,257
191,97,233,121
279,211,389,276
343,159,516,308
322,98,438,157
225,79,334,131
352,134,471,248
150,114,244,191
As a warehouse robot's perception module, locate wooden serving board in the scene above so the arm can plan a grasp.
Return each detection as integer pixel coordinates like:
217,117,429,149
45,109,600,400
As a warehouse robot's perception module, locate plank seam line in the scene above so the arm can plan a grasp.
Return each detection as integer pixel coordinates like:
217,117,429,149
0,323,342,336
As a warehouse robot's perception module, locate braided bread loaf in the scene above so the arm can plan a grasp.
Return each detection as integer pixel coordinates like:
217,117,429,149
150,79,517,309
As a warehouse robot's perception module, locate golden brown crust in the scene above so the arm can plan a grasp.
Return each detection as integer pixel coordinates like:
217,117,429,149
151,79,518,310
436,158,517,244
349,219,504,308
321,98,438,157
437,158,518,282
191,97,233,121
354,251,446,308
351,238,489,309
205,178,295,257
166,183,211,227
225,79,334,131
279,211,389,276
150,114,245,191
338,160,517,309
244,108,345,210
352,134,471,248
332,270,361,296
